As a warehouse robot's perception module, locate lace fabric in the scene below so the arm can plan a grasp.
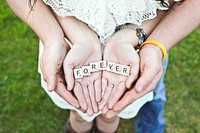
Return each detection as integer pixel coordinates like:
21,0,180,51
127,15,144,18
43,0,169,44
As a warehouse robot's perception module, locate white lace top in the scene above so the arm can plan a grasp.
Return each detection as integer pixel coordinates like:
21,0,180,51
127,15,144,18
43,0,169,44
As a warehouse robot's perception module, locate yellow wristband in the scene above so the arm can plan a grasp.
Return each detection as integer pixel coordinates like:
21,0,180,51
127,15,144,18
140,40,167,61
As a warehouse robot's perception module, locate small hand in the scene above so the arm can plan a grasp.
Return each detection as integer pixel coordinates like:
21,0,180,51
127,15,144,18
63,41,102,116
56,17,103,116
105,44,164,118
98,30,140,112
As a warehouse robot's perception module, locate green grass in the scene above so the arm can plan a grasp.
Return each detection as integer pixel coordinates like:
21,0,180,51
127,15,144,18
0,1,200,133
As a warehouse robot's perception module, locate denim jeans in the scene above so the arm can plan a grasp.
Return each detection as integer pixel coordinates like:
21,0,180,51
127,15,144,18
135,56,169,133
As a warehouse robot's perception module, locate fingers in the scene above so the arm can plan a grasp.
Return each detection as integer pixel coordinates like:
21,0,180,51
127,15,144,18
73,82,87,111
105,64,163,119
94,78,102,102
82,85,94,116
46,70,57,92
63,62,75,91
135,66,159,93
112,90,133,112
40,54,57,92
145,70,163,93
102,105,109,115
105,110,119,119
125,64,139,89
101,78,107,97
98,83,113,111
112,71,163,112
88,84,98,113
55,80,79,108
107,81,126,109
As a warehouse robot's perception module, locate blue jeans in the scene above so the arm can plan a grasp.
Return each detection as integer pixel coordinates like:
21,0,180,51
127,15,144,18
135,56,169,133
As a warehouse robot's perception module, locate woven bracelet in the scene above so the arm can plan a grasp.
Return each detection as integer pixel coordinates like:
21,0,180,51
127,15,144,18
118,24,147,52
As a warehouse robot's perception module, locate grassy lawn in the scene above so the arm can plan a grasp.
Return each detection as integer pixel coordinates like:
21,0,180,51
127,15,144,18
0,1,200,133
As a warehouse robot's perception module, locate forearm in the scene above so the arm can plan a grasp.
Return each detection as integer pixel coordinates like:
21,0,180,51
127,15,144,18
109,10,169,47
55,16,100,45
6,0,65,45
147,0,200,51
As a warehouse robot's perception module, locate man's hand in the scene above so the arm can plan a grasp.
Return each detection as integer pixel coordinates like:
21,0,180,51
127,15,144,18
105,44,164,118
40,41,79,108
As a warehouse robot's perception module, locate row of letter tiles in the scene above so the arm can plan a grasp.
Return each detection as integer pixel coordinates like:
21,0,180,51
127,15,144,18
74,61,130,79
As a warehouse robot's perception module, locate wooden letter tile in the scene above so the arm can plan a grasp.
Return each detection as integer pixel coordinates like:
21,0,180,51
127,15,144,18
82,66,91,76
121,65,130,76
90,62,99,72
98,61,107,70
106,62,116,72
115,63,122,74
74,68,83,79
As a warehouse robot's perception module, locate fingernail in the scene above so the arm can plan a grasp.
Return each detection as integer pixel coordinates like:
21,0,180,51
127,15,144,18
136,85,144,93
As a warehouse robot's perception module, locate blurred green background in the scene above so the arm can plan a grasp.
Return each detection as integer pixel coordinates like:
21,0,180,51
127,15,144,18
0,1,200,133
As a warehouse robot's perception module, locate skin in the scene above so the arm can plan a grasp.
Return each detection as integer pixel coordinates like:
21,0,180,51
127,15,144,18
56,16,102,115
6,0,80,108
8,0,198,132
99,9,169,113
106,0,200,118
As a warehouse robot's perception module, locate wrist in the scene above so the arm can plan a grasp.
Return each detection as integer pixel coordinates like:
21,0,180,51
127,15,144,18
140,40,167,61
109,28,138,47
42,39,70,52
140,44,163,61
115,24,147,48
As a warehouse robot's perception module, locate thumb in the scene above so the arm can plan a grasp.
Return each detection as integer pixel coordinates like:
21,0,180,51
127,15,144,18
47,72,56,92
41,41,68,92
135,67,158,93
40,53,58,92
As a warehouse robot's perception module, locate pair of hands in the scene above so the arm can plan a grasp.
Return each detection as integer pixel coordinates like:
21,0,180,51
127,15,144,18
40,20,164,118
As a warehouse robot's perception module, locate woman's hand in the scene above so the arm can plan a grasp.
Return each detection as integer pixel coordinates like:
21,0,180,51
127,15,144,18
98,29,140,113
63,42,102,116
59,17,102,116
105,44,164,118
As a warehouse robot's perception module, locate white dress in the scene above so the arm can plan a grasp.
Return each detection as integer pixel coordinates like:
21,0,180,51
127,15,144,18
38,0,169,122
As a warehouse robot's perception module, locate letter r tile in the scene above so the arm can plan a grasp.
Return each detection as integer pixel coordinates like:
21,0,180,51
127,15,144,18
90,62,99,72
121,65,130,76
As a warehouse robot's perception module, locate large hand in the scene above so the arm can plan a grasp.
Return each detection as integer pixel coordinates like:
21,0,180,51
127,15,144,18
98,29,140,113
105,44,164,118
40,41,79,108
63,42,102,116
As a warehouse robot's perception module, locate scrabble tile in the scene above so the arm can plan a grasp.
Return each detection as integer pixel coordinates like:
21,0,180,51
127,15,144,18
74,68,83,79
90,62,99,72
106,62,116,72
115,63,122,74
98,61,107,70
121,65,130,76
82,66,91,76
